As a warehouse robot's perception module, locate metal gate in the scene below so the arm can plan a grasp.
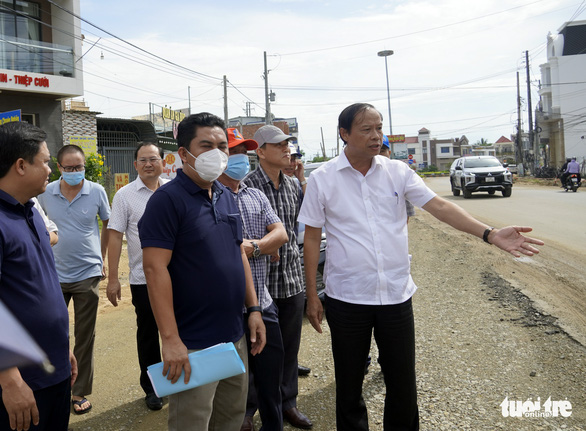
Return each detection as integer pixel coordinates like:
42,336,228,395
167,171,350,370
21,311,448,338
98,130,139,182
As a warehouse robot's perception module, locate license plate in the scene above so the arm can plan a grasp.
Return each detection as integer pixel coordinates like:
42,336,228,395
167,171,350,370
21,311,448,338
572,178,578,183
485,177,495,182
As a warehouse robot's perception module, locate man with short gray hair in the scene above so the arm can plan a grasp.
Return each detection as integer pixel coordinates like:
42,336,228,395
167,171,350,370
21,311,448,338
242,125,313,429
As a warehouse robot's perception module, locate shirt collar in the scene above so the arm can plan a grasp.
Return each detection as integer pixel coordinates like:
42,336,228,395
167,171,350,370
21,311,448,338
237,181,249,193
336,150,382,174
176,168,223,197
0,189,34,213
256,164,286,187
54,178,90,195
135,175,164,191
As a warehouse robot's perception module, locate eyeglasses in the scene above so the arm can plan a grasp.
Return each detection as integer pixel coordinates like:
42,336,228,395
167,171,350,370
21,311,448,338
136,157,162,165
60,164,85,172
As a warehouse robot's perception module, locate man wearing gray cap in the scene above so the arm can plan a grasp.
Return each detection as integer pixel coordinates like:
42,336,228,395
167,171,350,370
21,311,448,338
242,125,312,429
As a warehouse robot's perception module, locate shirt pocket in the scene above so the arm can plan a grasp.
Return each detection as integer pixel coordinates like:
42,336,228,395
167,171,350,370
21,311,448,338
227,213,243,244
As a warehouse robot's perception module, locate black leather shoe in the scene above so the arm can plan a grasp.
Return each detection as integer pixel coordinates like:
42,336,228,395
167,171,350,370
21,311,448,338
283,407,313,429
240,416,255,431
145,392,163,410
298,365,311,376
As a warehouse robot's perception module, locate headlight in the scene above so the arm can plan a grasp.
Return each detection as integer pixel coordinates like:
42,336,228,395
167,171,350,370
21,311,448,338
464,173,475,184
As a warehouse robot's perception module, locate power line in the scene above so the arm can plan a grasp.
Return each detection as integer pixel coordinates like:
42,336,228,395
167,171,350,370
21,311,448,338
46,0,222,82
277,0,548,56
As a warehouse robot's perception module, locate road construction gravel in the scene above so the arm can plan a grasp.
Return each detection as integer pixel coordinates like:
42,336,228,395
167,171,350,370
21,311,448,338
69,207,585,431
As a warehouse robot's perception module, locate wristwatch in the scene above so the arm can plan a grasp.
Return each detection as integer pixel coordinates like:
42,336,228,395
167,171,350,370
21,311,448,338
251,241,261,258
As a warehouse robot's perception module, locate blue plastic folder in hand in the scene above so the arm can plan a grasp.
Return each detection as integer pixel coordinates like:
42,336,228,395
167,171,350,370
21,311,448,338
147,342,246,398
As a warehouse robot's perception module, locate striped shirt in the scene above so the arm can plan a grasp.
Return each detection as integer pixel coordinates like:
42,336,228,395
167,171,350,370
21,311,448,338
224,183,281,310
243,166,304,299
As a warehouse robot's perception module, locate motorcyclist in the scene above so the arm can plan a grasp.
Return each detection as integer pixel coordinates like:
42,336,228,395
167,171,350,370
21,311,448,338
560,158,571,187
564,157,581,187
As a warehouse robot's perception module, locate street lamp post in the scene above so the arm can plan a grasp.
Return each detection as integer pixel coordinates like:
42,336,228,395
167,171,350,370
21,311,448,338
377,49,394,158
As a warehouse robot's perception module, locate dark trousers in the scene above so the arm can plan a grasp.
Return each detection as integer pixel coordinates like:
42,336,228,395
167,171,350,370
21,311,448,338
0,377,71,431
130,284,161,395
325,295,419,431
245,303,285,430
273,292,304,411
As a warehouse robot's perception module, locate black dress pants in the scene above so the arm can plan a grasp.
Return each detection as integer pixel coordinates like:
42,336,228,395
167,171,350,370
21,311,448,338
130,284,161,395
245,302,285,430
0,377,71,431
325,295,419,431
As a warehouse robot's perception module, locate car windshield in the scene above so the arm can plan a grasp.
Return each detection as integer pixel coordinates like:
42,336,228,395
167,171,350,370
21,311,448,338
464,158,502,168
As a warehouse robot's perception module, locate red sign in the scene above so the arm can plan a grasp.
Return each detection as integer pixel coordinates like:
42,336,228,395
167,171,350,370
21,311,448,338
408,154,413,160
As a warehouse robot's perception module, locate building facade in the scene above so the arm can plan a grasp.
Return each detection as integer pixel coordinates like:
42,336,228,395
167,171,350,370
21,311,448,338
394,128,468,171
0,0,84,154
538,20,586,168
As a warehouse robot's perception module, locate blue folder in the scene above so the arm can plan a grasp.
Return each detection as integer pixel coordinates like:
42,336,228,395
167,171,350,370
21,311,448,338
147,342,246,398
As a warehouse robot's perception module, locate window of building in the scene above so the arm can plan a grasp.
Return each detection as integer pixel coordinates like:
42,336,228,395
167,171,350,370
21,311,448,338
440,147,450,154
408,147,416,154
21,113,37,125
0,1,41,41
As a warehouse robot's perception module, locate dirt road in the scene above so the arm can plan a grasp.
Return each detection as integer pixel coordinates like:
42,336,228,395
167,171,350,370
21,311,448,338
68,180,585,430
424,177,586,347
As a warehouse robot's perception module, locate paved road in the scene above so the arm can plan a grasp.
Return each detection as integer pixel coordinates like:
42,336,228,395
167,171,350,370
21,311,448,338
423,176,586,255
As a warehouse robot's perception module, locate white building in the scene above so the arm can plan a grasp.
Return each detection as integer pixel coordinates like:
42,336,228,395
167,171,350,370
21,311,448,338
538,20,586,167
397,128,468,171
0,0,84,154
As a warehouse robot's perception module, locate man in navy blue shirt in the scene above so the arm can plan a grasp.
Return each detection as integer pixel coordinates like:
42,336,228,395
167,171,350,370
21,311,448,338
139,113,266,431
0,122,77,431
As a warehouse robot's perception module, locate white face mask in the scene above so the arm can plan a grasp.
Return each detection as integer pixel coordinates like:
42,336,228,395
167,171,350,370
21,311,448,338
185,148,228,182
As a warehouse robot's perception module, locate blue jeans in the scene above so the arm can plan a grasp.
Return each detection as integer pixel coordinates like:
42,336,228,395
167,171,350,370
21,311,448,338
325,295,419,431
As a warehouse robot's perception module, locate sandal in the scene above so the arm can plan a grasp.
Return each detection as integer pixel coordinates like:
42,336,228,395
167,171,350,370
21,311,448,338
72,397,92,414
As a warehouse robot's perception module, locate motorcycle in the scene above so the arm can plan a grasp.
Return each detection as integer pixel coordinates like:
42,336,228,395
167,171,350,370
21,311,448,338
564,173,581,192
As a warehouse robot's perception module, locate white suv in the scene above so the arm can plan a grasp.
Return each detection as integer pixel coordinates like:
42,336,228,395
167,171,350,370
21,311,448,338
449,156,513,198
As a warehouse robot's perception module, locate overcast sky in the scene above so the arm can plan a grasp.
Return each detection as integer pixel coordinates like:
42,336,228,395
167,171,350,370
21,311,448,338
77,0,585,158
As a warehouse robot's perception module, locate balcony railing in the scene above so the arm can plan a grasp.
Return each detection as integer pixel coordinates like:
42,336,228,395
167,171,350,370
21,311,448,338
0,36,74,77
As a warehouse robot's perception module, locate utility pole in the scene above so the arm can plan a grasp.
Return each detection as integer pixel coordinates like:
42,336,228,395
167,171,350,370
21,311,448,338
525,51,534,173
223,75,228,125
320,127,326,158
263,51,272,125
516,72,524,173
188,86,191,115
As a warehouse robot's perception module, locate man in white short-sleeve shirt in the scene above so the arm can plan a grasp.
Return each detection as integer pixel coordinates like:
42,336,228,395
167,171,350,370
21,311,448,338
299,103,544,431
107,142,168,411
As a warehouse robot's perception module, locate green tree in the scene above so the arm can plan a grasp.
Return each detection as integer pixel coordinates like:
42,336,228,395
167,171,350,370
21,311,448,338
475,138,491,146
311,155,330,163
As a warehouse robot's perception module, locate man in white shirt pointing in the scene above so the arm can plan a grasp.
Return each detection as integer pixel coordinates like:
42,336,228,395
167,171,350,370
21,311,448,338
299,102,544,431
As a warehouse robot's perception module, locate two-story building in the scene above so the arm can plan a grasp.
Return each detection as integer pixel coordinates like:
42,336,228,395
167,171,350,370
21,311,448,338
538,20,586,167
395,128,468,171
0,0,83,154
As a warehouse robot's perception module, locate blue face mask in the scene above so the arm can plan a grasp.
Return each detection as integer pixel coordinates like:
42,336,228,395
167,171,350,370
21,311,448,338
224,154,250,181
62,170,85,186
